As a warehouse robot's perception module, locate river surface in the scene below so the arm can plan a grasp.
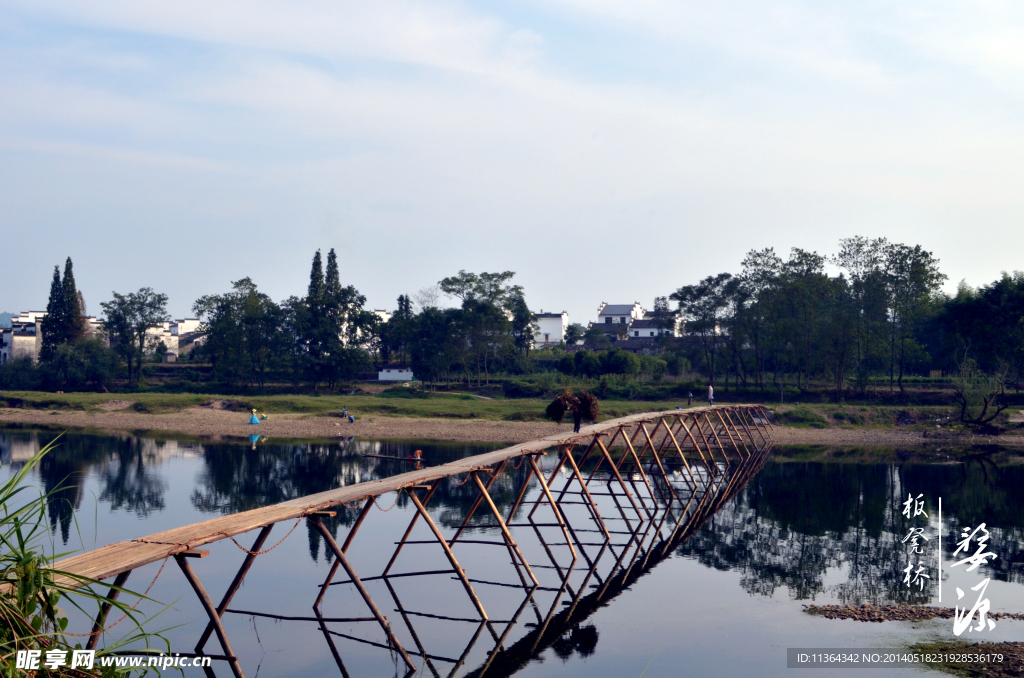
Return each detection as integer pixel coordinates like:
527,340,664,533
2,427,1023,677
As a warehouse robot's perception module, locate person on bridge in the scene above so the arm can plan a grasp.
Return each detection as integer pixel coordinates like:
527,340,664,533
707,384,714,407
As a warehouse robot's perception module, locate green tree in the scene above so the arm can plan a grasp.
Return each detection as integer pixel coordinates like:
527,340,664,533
40,266,63,362
100,288,170,384
564,323,585,346
883,243,945,392
41,258,87,362
193,278,285,388
671,273,735,386
43,338,119,391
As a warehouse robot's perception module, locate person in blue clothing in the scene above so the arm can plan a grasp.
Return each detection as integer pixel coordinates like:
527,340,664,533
249,409,260,425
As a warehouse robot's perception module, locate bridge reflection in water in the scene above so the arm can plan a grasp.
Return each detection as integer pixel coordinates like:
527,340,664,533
59,406,772,677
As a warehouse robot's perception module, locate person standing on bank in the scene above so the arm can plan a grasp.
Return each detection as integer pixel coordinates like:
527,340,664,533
707,384,714,407
687,391,693,407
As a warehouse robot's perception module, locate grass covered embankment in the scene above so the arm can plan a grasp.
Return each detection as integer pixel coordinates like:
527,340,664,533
0,389,694,420
1,389,1020,445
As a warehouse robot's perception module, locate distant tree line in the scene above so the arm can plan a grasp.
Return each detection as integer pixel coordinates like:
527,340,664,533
663,237,1024,399
3,237,1023,401
188,254,536,390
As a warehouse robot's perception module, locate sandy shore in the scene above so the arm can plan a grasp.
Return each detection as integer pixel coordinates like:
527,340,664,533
2,404,1023,447
0,406,573,443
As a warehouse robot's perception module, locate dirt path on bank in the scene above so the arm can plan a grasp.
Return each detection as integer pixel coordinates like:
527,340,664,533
1,406,1022,446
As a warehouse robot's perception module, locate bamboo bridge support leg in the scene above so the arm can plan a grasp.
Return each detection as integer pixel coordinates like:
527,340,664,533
451,460,508,545
716,410,745,459
383,578,440,678
653,420,691,495
632,423,676,505
621,430,659,512
86,570,131,651
196,524,274,654
677,416,716,475
472,470,539,587
541,444,604,534
658,419,701,490
608,428,651,513
175,551,244,678
548,439,599,509
749,408,771,445
645,420,694,492
735,408,763,447
478,588,538,677
504,457,538,524
406,488,490,622
528,456,577,562
595,438,645,521
309,516,416,672
698,413,728,467
447,622,488,678
723,410,751,457
314,498,375,609
313,607,352,678
383,484,440,576
558,444,611,540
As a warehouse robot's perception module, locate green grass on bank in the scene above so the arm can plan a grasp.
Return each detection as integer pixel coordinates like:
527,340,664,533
0,389,692,422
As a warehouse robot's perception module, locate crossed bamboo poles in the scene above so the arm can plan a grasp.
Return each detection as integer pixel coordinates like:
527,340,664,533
79,405,772,678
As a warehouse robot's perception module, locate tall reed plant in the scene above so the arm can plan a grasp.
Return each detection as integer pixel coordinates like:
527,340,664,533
1,439,168,676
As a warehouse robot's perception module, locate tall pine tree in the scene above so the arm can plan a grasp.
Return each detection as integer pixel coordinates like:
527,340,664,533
40,266,63,361
40,257,87,362
61,258,84,344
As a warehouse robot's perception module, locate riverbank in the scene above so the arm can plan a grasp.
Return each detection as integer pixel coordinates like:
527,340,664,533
2,403,1023,446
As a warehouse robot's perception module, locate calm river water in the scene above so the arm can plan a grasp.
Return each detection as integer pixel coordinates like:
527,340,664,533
2,427,1023,677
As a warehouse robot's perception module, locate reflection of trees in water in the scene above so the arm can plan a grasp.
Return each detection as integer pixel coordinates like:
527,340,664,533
5,431,187,542
676,460,1024,603
188,439,502,562
98,438,166,517
903,461,1024,585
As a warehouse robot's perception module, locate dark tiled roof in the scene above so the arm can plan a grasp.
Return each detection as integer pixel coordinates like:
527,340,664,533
598,304,638,316
630,318,671,329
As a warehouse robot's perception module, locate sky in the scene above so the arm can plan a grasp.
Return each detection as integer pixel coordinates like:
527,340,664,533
2,1,1024,324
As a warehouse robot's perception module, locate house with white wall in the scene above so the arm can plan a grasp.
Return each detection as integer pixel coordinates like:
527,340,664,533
533,310,568,346
0,312,104,364
628,317,681,338
596,302,645,326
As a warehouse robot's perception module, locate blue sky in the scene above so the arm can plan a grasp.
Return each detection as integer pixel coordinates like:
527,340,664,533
2,1,1024,322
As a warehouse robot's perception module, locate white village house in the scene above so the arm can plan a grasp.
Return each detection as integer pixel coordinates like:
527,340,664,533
596,302,645,325
628,317,681,338
0,312,204,364
533,310,569,346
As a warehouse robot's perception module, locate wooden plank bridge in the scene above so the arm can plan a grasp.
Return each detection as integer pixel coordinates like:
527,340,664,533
56,404,773,677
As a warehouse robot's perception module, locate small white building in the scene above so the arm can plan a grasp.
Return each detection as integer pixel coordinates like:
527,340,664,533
596,302,645,326
533,310,569,346
628,317,681,338
379,366,414,381
372,309,392,324
171,319,202,335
